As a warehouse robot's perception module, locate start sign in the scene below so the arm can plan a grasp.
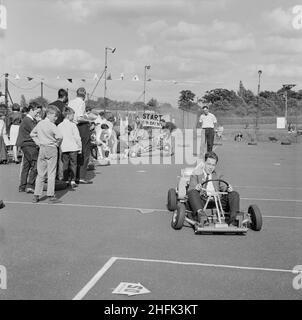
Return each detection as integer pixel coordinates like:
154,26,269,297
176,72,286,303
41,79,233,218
142,112,163,128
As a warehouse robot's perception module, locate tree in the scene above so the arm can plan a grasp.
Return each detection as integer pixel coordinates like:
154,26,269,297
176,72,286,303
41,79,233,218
20,94,27,110
146,98,159,111
178,90,196,111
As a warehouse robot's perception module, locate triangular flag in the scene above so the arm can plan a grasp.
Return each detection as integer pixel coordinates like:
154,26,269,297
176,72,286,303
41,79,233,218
120,73,124,80
146,65,151,70
133,75,139,81
81,79,86,82
67,78,73,83
107,73,112,80
27,77,33,81
15,74,20,80
147,78,152,81
93,73,98,80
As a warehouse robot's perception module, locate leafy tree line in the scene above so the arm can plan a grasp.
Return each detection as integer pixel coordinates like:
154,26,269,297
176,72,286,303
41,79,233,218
178,81,302,117
19,95,173,113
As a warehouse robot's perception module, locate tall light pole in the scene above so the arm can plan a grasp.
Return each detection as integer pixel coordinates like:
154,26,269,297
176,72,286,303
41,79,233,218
104,47,116,113
255,70,262,129
143,65,151,109
282,84,296,126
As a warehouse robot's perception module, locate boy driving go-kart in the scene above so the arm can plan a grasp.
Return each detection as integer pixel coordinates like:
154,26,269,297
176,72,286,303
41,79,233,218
167,151,262,234
187,151,240,227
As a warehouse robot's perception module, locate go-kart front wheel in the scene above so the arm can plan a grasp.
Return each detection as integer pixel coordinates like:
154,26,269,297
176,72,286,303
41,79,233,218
248,204,262,231
171,203,186,230
167,188,177,211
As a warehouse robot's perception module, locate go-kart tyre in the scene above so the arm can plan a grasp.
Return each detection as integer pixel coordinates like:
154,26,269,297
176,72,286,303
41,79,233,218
167,188,177,211
281,141,291,145
248,204,262,231
171,203,186,230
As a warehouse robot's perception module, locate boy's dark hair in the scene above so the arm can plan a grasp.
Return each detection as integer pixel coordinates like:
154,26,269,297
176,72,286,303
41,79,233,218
101,123,109,130
58,89,68,99
204,151,218,163
12,103,21,111
46,105,60,116
63,107,75,118
202,105,209,110
28,102,42,112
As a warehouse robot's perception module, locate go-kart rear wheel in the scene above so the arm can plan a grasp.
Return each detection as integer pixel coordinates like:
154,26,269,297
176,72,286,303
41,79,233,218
171,203,186,230
248,204,262,231
167,188,177,211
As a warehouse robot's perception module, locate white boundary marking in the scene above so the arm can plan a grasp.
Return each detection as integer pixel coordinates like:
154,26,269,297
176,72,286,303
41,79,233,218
73,257,117,300
72,256,294,300
4,200,302,220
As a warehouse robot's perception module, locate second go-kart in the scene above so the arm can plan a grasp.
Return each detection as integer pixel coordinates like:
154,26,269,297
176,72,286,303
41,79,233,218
167,167,262,235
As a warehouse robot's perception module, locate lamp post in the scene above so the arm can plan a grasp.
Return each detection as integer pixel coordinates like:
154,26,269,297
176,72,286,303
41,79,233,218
255,70,262,129
282,84,296,126
104,47,116,113
143,65,151,110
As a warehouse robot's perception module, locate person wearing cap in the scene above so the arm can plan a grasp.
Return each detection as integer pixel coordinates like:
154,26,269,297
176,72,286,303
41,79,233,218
68,87,92,184
198,105,217,152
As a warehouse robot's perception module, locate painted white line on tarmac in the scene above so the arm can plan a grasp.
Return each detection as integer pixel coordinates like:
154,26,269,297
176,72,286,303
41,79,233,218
116,256,294,274
72,255,294,300
73,257,118,300
5,200,302,220
236,185,302,191
241,197,302,203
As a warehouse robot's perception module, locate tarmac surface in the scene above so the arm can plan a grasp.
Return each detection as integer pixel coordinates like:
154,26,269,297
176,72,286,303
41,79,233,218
0,139,301,300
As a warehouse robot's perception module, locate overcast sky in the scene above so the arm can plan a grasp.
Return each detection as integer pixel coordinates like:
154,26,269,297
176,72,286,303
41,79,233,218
1,0,302,106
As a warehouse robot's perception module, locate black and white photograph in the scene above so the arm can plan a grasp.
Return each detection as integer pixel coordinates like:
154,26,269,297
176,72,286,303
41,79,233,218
0,0,302,306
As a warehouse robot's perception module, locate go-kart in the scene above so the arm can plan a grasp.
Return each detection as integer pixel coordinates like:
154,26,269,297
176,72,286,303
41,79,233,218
167,168,262,234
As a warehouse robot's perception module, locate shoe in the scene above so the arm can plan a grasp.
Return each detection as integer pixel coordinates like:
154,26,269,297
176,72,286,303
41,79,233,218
197,209,205,223
26,187,35,194
0,200,5,209
70,181,78,188
47,196,61,203
32,196,39,203
78,179,93,184
19,187,26,192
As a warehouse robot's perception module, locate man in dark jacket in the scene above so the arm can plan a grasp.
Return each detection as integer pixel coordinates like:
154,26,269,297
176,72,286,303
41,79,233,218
50,89,68,180
50,88,68,126
188,151,240,226
16,102,42,193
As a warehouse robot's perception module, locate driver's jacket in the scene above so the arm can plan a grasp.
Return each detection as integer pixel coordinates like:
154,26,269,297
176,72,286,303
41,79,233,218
188,170,226,193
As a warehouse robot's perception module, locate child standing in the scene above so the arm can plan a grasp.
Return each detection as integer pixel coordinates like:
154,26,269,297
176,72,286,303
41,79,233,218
0,111,8,164
30,105,63,203
57,107,82,188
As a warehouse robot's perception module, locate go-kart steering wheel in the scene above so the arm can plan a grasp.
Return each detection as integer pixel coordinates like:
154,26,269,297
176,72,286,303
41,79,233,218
201,179,229,191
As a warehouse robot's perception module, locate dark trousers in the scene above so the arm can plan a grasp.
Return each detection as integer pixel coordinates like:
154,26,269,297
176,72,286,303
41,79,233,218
76,123,91,181
204,128,215,152
19,146,39,189
62,151,78,182
187,189,240,222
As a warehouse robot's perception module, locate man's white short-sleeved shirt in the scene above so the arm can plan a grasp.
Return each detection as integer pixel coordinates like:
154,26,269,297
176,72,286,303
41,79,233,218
68,97,86,124
199,113,217,128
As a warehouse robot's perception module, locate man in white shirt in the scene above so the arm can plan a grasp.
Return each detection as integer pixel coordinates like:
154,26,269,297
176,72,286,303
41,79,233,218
68,87,92,184
199,105,217,152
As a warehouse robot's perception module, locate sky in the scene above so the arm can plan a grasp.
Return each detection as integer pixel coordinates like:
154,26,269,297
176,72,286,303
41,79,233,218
1,0,302,106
